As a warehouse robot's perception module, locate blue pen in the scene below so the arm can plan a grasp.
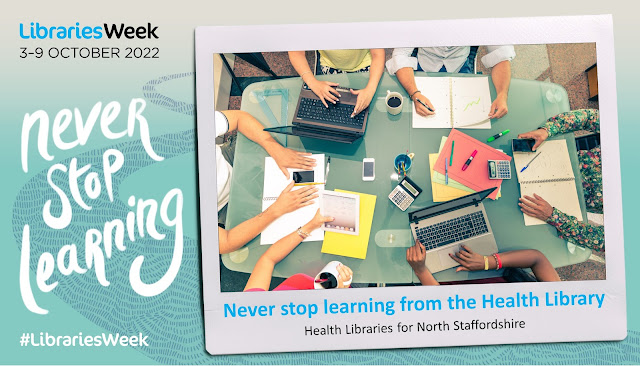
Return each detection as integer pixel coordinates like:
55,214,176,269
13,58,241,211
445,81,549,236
445,157,449,185
520,152,541,173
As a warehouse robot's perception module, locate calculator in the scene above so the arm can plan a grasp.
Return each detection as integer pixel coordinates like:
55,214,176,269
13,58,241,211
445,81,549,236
488,160,511,180
388,176,422,211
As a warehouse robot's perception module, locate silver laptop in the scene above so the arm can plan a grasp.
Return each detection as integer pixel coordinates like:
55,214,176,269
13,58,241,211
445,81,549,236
407,187,498,273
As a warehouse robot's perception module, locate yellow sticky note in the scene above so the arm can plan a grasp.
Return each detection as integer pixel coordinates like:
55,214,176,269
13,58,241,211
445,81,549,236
321,190,376,260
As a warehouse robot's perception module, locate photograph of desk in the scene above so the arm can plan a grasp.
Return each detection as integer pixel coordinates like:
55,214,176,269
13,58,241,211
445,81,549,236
222,72,590,285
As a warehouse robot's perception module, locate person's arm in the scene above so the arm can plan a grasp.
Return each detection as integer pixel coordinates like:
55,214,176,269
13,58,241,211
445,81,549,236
450,246,560,282
244,209,334,291
519,194,605,252
221,110,316,176
406,241,440,286
517,110,600,151
218,181,318,254
396,67,436,117
480,45,515,119
488,60,511,119
350,49,385,116
288,51,340,108
542,109,600,137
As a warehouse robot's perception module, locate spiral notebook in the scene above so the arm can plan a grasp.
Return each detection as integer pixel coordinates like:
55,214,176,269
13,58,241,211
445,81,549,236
513,140,583,226
412,76,492,129
260,154,325,244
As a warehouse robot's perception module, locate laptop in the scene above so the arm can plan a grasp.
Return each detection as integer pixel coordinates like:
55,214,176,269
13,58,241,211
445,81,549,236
407,187,499,273
263,84,369,144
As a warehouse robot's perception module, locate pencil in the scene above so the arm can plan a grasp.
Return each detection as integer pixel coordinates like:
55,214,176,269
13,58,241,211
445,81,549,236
294,182,325,186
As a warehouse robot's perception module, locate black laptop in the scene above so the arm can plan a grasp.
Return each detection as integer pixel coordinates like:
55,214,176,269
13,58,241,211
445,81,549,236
263,84,369,143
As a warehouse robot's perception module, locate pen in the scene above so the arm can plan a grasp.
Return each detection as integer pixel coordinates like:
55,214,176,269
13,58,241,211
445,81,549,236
450,141,455,166
325,156,331,181
416,98,434,112
445,157,449,185
462,150,477,171
294,182,325,186
487,129,510,142
520,152,542,173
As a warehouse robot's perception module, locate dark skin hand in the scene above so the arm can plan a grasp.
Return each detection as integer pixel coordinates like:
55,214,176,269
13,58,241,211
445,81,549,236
406,241,440,286
449,245,560,282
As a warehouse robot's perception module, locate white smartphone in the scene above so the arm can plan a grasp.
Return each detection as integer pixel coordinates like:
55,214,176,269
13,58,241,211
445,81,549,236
362,158,375,181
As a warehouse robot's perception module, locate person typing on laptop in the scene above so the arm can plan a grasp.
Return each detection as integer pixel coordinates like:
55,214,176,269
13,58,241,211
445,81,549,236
215,110,319,254
407,242,560,284
288,49,385,117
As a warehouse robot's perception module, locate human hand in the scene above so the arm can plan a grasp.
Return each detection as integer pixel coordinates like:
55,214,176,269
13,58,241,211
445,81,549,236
406,241,428,274
449,245,485,272
336,264,353,288
519,194,553,221
488,93,508,119
412,92,435,117
270,181,318,216
517,128,549,151
349,87,375,117
270,147,316,177
307,79,341,108
303,208,334,232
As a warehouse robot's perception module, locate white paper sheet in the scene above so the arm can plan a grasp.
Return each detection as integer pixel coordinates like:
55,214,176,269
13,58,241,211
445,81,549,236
451,77,492,129
412,77,452,128
260,154,325,244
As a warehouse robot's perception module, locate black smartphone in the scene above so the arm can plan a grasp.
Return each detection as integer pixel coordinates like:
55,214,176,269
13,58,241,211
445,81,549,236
292,171,314,183
512,138,536,152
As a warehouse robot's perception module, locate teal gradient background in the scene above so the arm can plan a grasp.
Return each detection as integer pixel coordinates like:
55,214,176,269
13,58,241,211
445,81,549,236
1,1,638,364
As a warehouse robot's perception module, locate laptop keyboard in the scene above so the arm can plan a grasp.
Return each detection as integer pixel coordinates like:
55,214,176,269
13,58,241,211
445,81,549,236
415,211,489,251
296,97,365,129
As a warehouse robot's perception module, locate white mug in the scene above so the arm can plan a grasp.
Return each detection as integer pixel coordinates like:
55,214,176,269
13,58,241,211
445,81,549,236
314,261,352,289
385,90,404,115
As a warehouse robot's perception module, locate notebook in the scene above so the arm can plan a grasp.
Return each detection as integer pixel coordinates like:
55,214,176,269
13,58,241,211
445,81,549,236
434,129,510,200
260,154,325,244
412,76,492,129
321,189,376,260
513,140,583,226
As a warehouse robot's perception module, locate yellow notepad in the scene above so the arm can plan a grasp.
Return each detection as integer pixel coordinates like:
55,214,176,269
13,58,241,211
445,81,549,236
321,189,376,260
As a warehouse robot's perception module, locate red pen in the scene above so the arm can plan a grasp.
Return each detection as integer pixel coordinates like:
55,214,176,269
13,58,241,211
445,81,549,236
462,150,477,171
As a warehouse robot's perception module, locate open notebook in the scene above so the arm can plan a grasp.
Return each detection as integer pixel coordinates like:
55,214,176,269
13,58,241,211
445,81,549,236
412,76,492,129
513,140,583,226
260,154,325,244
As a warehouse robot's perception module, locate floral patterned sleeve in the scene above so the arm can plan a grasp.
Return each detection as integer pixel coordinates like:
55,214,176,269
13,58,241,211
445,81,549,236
542,109,600,137
546,208,604,252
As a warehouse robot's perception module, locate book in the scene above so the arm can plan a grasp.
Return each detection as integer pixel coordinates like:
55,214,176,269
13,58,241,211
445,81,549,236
321,190,376,260
512,140,583,226
260,154,325,244
412,76,492,129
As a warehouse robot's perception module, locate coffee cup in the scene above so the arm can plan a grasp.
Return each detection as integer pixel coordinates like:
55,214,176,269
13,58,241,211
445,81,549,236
314,261,352,289
385,90,403,115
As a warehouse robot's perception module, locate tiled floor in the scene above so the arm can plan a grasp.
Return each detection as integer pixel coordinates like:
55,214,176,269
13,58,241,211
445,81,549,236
220,44,603,287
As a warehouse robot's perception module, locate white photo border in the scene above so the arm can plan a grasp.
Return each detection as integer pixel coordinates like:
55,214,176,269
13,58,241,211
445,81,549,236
195,15,625,355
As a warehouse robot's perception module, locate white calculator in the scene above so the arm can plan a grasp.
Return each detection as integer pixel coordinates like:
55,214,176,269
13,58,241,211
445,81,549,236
488,160,511,180
388,176,422,211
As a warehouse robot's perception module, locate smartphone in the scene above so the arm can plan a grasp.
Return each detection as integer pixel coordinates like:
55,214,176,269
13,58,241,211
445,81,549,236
362,158,375,181
512,138,536,152
293,171,314,183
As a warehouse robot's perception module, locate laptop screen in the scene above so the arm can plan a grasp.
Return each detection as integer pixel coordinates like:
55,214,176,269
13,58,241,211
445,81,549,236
408,187,496,223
